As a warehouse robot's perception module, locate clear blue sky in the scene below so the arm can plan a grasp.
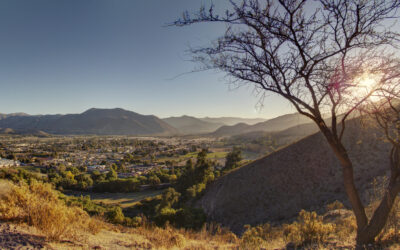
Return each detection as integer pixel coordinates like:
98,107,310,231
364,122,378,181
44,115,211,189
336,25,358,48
0,0,293,118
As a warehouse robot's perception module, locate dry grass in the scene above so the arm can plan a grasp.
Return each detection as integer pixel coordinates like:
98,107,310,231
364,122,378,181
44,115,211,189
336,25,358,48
282,210,335,247
0,180,237,249
2,178,399,249
0,180,102,241
127,222,238,249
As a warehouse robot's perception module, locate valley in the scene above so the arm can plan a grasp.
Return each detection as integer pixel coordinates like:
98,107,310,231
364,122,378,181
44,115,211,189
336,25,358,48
1,108,400,249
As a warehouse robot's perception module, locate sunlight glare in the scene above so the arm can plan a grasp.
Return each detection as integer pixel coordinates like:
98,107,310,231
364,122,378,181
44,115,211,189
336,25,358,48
351,73,381,101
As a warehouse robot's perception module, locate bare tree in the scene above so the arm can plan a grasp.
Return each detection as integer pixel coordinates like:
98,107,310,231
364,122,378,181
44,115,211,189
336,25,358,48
358,75,400,242
174,0,400,245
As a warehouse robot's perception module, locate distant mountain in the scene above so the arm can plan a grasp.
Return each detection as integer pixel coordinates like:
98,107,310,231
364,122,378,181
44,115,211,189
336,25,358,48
0,128,50,137
212,113,312,136
200,117,266,126
0,113,29,120
0,108,178,135
230,122,319,146
162,115,223,135
213,123,252,137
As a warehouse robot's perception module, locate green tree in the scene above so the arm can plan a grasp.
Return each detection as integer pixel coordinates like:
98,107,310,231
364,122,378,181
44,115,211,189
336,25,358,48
224,147,242,172
148,175,161,187
75,174,93,190
106,169,117,181
156,187,181,213
91,170,106,183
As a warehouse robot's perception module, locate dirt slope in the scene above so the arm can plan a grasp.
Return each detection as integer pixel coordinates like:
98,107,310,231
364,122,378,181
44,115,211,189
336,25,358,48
198,120,390,234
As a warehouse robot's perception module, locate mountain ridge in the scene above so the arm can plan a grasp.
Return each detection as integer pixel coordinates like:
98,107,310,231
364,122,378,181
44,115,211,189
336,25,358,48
0,108,178,136
212,113,312,136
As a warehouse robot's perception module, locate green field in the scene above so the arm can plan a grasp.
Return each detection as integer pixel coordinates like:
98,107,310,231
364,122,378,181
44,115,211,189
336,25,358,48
65,189,163,208
156,151,228,162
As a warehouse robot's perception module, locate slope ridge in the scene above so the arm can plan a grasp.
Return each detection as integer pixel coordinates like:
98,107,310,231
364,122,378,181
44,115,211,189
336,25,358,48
212,113,312,136
198,119,389,233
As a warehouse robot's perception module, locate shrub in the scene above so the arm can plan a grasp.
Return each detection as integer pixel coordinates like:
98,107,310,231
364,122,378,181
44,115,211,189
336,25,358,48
325,200,345,211
105,206,125,224
240,223,278,249
0,180,101,241
174,207,207,229
283,210,335,247
332,211,357,241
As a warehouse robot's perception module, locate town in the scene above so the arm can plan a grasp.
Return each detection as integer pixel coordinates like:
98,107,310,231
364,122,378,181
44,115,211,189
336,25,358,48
0,134,234,190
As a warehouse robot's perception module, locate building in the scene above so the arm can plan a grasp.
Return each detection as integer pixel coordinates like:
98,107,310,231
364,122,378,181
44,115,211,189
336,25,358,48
0,157,20,168
87,165,107,172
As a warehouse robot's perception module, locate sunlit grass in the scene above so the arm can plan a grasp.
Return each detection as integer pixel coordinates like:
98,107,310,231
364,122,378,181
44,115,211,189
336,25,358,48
65,189,163,208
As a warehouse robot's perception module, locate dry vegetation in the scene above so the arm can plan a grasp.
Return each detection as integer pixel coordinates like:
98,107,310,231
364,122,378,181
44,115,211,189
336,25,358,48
0,180,101,241
0,180,399,249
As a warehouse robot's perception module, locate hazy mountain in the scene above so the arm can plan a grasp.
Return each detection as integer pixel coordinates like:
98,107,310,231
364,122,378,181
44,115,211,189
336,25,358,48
231,122,319,146
199,117,266,126
213,123,252,137
0,113,29,120
198,118,389,234
0,108,178,135
212,113,312,136
0,128,50,137
162,115,223,135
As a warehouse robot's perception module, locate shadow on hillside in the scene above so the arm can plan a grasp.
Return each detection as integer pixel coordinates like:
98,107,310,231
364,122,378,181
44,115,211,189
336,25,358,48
0,224,47,249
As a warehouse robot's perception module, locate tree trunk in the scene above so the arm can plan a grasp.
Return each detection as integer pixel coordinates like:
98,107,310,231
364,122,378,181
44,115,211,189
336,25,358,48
318,125,369,241
319,125,400,246
356,181,400,245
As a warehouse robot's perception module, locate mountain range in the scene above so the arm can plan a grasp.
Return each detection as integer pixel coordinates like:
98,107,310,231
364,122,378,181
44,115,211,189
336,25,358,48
212,113,312,136
0,108,316,137
162,115,223,135
0,108,288,136
0,108,177,136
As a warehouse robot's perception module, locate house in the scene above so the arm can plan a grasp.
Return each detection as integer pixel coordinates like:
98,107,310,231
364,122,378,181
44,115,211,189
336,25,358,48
87,165,107,172
0,157,20,168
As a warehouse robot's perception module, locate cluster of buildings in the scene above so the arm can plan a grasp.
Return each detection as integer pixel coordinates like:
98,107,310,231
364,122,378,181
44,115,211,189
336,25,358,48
0,157,20,168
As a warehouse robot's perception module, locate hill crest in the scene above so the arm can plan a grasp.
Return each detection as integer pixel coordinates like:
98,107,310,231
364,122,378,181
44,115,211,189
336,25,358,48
0,108,177,136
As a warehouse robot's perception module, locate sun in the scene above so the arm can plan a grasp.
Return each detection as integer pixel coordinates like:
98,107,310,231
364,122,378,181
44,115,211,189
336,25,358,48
351,73,381,100
358,75,378,92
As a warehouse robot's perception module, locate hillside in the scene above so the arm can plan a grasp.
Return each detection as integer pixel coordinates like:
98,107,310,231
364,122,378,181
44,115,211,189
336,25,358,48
0,108,178,136
229,122,319,146
163,115,223,134
213,123,252,137
200,117,266,126
0,113,29,120
198,119,390,234
212,113,312,136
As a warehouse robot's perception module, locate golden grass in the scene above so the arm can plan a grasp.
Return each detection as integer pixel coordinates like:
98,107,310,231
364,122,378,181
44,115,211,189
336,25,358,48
66,189,163,208
0,180,102,241
126,222,238,249
1,178,399,249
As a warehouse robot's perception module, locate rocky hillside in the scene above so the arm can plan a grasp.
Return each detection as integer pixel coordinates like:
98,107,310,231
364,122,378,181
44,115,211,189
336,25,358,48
198,119,390,234
0,108,178,136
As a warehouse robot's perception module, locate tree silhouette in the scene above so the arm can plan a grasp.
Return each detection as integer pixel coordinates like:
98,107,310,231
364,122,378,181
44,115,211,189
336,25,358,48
174,0,400,245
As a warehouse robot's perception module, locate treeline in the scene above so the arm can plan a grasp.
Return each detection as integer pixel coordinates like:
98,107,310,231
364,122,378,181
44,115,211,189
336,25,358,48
125,148,243,229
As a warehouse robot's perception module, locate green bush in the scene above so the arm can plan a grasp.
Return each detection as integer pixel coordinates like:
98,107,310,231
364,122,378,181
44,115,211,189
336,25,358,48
106,206,125,224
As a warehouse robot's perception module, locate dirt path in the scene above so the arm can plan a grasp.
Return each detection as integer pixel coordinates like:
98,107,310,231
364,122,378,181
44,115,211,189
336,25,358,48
0,223,48,249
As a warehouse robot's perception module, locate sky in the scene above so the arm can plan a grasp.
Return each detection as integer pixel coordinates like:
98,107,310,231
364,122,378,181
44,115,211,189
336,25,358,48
0,0,294,119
